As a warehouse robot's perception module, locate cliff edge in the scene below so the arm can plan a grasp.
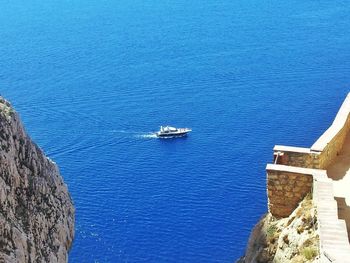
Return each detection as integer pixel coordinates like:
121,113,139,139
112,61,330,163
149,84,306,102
0,97,75,262
237,195,319,263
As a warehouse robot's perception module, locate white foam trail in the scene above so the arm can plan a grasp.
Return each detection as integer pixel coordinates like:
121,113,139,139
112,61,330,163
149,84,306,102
108,130,132,134
108,130,158,139
109,130,151,135
137,133,157,139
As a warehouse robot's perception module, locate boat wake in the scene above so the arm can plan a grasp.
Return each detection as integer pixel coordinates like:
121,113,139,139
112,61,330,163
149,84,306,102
107,129,158,139
108,129,189,140
108,130,137,134
136,133,158,139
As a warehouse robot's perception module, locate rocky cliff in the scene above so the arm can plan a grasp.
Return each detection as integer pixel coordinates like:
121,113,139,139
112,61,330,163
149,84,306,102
237,195,319,263
0,97,74,262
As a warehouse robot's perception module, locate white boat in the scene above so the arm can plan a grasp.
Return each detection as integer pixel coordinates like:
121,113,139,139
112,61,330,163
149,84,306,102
156,126,192,138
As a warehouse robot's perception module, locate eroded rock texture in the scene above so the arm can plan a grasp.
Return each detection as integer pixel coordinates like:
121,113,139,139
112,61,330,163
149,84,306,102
238,195,319,263
0,97,74,262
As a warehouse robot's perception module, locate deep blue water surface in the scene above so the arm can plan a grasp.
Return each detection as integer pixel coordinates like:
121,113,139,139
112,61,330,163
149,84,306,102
1,1,350,262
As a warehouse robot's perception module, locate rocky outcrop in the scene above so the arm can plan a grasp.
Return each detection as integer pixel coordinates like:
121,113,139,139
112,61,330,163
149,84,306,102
238,195,319,263
0,97,74,262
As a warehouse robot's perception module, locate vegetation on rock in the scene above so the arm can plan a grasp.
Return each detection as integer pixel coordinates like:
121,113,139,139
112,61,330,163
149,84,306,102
239,194,319,263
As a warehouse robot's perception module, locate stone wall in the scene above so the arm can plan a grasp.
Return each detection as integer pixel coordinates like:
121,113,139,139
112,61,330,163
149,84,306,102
267,164,314,218
314,115,350,169
272,94,350,170
267,93,350,218
311,93,350,169
273,145,318,168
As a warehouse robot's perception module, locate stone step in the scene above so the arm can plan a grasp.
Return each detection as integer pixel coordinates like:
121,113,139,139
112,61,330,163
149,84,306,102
317,206,337,212
318,214,339,221
315,201,338,209
315,181,333,187
314,195,334,200
315,193,335,198
320,225,347,233
334,255,350,260
320,235,349,245
317,205,338,212
314,188,333,192
319,218,340,226
323,239,350,246
315,179,333,184
315,190,334,195
320,223,348,231
315,186,334,191
320,233,348,241
315,199,334,205
320,255,332,263
317,210,338,215
315,193,334,198
314,190,334,196
318,216,339,223
315,196,334,200
316,191,334,196
315,194,335,200
317,204,337,210
339,219,348,228
323,254,350,263
315,182,333,187
321,236,350,244
319,225,347,235
318,216,338,221
314,195,334,201
313,173,350,259
319,225,349,237
322,248,350,258
320,229,349,238
316,202,337,209
322,245,350,254
313,174,329,181
335,220,349,233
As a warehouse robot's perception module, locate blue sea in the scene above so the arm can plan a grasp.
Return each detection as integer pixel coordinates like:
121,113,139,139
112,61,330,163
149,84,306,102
1,1,350,262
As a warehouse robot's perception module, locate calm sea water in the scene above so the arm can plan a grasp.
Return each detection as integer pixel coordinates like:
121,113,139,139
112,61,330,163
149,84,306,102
1,1,350,262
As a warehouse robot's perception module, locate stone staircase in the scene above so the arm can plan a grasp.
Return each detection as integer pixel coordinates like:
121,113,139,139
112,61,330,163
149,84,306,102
313,174,350,262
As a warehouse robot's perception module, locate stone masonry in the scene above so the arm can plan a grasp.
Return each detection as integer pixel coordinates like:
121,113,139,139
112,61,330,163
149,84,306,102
267,165,314,218
267,93,350,219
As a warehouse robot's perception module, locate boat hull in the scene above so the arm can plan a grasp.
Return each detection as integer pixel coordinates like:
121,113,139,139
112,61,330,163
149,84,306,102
156,132,189,138
156,127,192,138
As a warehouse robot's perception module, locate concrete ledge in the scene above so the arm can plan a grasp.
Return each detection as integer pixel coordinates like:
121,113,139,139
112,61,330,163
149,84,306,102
312,93,350,152
274,145,311,154
266,164,325,176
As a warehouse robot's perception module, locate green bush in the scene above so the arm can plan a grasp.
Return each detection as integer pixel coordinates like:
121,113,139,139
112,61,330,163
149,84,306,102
267,224,277,238
302,247,318,260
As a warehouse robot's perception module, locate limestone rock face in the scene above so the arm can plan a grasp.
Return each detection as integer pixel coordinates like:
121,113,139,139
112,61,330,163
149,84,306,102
239,195,319,263
241,213,282,263
0,97,74,262
273,196,318,263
